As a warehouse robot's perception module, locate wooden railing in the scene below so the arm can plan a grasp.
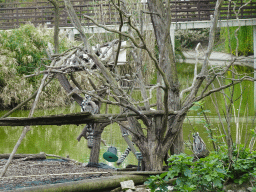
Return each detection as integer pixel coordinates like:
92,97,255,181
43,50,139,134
0,0,255,30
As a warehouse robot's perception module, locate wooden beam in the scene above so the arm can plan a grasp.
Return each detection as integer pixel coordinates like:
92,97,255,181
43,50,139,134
0,110,177,127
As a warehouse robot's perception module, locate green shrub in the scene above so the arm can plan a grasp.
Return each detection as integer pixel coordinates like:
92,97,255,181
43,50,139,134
0,23,78,109
145,146,256,192
0,24,48,75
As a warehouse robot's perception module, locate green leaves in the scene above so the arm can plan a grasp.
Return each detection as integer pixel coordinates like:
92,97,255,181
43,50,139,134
167,153,226,191
145,151,246,192
184,167,192,178
0,23,77,76
145,174,169,192
0,23,79,108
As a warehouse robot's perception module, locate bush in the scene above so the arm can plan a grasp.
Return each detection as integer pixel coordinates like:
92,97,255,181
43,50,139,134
145,146,256,192
0,23,78,109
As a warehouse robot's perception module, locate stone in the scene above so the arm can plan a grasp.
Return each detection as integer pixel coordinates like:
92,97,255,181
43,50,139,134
167,186,174,191
120,180,135,190
135,188,150,192
155,186,174,191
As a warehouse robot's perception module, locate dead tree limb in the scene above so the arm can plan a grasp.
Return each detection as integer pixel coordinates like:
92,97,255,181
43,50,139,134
0,73,51,177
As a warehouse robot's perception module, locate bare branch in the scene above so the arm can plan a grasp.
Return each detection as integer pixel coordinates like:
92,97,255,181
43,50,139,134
180,43,200,100
194,76,255,102
115,121,143,138
83,14,170,89
182,0,224,108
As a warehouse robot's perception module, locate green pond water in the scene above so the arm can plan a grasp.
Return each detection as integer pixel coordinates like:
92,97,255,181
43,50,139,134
0,104,255,168
0,63,254,168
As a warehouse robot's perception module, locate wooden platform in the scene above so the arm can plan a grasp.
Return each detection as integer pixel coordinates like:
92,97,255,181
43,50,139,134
0,110,177,127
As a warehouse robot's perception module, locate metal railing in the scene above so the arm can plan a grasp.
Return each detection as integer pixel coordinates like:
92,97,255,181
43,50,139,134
0,0,255,30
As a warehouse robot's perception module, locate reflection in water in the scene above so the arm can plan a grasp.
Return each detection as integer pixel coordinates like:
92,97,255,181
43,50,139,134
0,108,254,168
0,109,138,168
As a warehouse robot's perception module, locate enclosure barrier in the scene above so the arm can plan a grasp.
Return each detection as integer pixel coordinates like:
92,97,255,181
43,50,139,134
0,0,256,30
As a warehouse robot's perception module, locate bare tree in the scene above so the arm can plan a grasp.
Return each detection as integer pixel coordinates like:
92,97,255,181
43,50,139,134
2,0,255,174
54,0,256,171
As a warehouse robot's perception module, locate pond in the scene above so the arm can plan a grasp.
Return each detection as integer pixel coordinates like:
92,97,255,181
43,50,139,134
0,105,255,169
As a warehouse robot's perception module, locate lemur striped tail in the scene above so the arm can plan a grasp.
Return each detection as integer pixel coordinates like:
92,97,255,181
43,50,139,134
117,146,131,165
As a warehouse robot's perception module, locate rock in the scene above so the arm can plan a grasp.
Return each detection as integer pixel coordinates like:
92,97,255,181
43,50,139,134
120,180,135,190
227,190,234,192
167,186,174,191
156,186,174,191
135,188,150,192
247,187,253,192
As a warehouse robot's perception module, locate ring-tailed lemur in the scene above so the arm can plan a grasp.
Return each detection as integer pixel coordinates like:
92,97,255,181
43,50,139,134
193,132,206,155
80,94,99,148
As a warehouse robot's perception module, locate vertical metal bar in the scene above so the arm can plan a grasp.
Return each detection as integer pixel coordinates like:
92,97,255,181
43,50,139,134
16,2,19,27
253,25,256,110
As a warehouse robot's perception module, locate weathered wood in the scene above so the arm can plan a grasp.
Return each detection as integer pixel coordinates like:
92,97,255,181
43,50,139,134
115,171,166,175
4,172,110,179
0,110,177,127
0,153,46,160
14,175,149,192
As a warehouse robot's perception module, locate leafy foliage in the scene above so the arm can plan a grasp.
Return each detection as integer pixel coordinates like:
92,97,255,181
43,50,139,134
145,146,256,191
0,23,78,109
176,29,209,49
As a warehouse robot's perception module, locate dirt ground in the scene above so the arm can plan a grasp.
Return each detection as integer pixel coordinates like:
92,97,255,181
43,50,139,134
0,159,114,191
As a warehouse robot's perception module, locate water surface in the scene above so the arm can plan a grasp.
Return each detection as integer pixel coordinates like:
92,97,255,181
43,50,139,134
0,107,254,168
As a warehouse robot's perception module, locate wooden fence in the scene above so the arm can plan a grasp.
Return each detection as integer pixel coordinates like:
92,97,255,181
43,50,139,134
0,0,256,30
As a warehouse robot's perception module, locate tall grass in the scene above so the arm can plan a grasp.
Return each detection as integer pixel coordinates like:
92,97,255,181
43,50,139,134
221,26,254,56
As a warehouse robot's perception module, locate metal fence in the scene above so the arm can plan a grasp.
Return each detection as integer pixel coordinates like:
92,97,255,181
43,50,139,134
0,0,255,30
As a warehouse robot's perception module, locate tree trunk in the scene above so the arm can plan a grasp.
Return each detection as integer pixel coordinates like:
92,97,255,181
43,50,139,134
88,123,109,165
141,120,185,171
130,116,164,171
147,0,183,156
170,126,184,154
88,127,102,165
142,143,165,171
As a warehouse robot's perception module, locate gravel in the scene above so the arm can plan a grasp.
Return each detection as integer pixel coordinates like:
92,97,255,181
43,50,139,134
0,159,114,191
